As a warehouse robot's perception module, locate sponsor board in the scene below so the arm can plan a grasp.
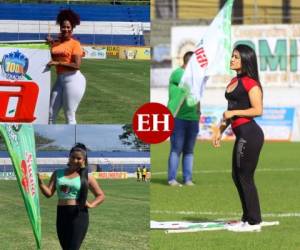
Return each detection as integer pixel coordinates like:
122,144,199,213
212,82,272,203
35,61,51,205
119,46,151,60
199,107,295,141
0,171,16,180
106,46,120,57
0,43,50,123
83,46,107,59
172,24,300,87
92,171,128,179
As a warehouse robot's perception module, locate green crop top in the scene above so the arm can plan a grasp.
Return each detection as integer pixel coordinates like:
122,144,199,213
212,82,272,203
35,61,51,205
56,169,81,200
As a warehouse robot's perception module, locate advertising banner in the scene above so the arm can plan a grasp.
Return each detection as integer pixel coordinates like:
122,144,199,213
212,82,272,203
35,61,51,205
119,46,151,60
0,43,51,123
199,107,295,141
255,107,295,141
106,46,120,57
92,171,128,179
0,124,41,249
172,24,300,87
83,46,107,59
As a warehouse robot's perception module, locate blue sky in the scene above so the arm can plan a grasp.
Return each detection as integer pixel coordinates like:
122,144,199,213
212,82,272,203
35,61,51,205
34,125,132,151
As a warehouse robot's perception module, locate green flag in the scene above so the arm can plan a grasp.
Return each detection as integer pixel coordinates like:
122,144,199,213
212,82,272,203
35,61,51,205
0,124,41,249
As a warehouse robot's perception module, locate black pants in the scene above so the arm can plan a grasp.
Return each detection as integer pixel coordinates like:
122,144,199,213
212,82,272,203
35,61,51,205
56,205,89,250
232,120,264,225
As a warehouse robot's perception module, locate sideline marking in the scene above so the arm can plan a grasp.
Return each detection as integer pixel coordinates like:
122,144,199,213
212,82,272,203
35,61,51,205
151,168,300,175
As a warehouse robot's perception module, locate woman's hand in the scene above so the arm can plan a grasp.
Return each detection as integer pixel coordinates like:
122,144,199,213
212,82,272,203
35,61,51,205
223,110,235,120
85,201,96,209
47,60,60,67
37,173,43,185
212,126,222,148
46,34,54,44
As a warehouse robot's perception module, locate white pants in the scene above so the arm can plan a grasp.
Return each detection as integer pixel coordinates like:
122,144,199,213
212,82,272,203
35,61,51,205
49,70,86,124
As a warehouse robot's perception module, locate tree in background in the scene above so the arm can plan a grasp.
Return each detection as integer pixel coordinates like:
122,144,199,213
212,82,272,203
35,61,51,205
119,124,149,151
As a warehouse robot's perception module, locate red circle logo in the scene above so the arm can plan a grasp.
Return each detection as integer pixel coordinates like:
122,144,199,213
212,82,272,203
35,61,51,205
132,102,174,144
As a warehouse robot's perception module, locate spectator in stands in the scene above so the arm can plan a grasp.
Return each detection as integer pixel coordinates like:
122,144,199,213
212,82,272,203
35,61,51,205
212,44,264,232
167,51,200,186
47,9,86,124
37,143,105,249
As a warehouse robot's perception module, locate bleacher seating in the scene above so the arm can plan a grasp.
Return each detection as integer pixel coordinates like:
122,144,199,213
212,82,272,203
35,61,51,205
0,3,150,45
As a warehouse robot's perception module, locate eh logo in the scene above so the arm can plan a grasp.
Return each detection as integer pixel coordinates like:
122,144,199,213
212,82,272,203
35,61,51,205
133,102,174,144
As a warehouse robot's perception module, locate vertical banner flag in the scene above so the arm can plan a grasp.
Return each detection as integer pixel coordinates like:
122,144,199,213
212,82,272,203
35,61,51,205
168,0,234,115
0,42,51,123
0,124,41,249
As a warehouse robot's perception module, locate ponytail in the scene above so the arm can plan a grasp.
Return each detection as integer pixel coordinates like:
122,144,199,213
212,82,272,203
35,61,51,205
70,143,89,208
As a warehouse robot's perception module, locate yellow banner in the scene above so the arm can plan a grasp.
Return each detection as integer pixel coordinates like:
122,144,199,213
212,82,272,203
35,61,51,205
92,171,128,179
119,46,151,60
106,46,120,57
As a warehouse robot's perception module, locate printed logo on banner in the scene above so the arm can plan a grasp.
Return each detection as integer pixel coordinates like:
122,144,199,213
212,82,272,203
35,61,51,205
1,50,29,80
21,152,36,197
0,51,39,122
0,81,39,122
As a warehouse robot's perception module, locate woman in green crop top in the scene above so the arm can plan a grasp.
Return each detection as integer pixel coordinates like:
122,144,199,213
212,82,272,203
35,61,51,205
38,143,105,250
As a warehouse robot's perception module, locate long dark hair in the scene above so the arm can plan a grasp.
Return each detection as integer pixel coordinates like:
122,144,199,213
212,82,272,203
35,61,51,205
69,143,88,208
234,44,262,89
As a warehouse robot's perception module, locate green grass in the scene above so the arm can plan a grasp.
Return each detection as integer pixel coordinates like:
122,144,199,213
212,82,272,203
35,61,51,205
0,179,149,250
150,141,300,250
51,58,150,124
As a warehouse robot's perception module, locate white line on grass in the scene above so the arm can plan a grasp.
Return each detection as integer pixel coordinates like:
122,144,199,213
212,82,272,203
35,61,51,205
151,168,300,176
151,210,300,218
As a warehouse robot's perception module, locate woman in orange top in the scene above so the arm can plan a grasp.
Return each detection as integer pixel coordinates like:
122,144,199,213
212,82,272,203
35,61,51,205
47,9,86,124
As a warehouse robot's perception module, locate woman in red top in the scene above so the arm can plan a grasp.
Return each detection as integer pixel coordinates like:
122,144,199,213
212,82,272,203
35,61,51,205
212,44,264,232
47,9,86,124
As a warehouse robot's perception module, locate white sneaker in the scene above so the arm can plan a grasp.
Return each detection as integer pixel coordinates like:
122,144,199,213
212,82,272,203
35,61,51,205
226,221,246,230
168,180,182,187
227,222,261,232
184,181,195,186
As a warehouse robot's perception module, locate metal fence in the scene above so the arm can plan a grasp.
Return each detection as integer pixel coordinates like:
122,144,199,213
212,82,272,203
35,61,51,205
0,20,149,46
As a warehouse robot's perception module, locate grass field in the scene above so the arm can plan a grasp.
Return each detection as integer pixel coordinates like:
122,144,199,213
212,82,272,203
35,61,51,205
51,58,150,124
0,178,149,250
151,141,300,250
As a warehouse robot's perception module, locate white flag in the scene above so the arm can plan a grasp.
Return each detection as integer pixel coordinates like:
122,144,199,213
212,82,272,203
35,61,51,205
179,0,234,108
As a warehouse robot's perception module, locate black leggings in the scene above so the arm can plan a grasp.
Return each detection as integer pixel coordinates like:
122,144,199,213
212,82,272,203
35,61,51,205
232,120,264,225
56,205,89,250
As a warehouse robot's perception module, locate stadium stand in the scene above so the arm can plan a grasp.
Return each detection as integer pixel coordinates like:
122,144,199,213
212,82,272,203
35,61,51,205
0,151,150,173
0,3,150,45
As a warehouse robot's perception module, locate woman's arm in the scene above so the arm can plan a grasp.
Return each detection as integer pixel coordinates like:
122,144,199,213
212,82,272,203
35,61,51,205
47,55,81,70
38,172,56,198
223,86,263,120
86,175,105,208
212,118,230,148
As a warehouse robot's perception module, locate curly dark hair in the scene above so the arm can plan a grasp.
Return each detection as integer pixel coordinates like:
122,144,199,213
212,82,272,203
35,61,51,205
56,9,80,29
